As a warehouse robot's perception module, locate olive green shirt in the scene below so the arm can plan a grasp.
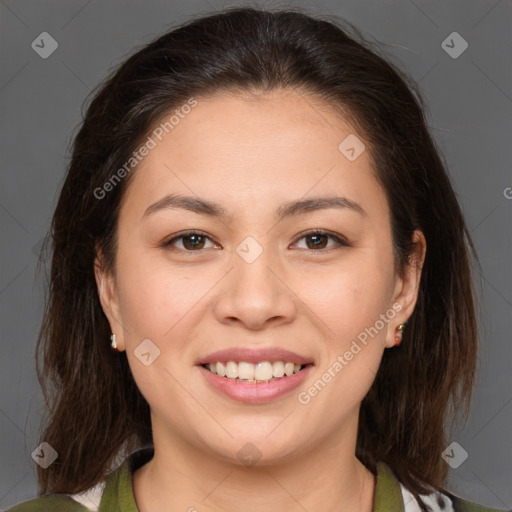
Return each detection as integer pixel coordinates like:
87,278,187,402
6,448,510,512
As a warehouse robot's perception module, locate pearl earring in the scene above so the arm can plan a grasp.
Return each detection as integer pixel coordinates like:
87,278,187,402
110,333,117,350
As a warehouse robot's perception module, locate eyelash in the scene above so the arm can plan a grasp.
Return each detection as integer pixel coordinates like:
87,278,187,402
161,229,350,254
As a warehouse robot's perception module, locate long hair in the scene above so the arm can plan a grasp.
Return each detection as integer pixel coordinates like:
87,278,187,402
35,6,479,498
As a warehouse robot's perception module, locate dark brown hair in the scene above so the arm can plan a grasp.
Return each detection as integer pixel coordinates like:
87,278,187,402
35,5,479,504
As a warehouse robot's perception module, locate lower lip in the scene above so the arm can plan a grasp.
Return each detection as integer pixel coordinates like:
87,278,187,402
198,364,314,404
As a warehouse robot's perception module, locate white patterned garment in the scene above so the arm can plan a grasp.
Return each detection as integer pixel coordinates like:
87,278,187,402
66,448,128,510
401,482,455,512
67,481,105,511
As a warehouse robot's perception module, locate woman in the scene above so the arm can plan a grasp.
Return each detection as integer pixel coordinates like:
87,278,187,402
7,6,509,512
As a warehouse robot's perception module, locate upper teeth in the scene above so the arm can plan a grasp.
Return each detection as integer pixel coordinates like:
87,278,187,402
207,361,303,380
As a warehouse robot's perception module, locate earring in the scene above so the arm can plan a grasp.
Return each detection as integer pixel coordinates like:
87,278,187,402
110,333,117,350
394,323,406,346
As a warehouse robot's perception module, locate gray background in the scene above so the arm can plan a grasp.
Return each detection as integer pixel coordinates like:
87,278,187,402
1,0,511,510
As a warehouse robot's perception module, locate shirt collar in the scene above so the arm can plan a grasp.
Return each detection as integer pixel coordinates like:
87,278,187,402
373,461,406,512
99,448,405,512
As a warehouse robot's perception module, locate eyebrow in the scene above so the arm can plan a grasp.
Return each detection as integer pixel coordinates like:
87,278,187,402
142,193,367,222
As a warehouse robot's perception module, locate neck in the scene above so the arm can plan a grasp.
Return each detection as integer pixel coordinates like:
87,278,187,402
133,419,376,512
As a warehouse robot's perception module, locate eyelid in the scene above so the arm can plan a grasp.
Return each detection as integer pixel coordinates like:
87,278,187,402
290,229,350,250
162,229,219,249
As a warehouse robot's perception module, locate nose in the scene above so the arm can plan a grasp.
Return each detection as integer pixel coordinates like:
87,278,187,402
213,244,297,330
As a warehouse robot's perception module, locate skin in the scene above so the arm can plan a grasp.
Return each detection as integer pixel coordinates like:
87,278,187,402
95,88,426,512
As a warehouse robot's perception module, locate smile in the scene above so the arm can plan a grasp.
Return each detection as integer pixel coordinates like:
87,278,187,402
198,361,314,404
203,360,309,383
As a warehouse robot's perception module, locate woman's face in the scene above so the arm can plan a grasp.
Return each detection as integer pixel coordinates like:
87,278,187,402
95,88,424,465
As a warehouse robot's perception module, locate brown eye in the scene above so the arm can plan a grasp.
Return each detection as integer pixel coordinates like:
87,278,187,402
304,233,329,250
181,234,206,250
293,230,349,251
163,231,217,252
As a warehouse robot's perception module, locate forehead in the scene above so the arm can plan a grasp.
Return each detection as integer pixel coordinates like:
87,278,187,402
119,88,387,224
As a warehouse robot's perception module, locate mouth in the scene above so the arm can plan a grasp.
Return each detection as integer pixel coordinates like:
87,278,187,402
201,360,313,384
198,361,314,403
196,347,314,403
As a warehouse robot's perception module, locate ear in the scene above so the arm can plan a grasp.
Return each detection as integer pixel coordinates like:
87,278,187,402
94,243,126,352
385,230,427,348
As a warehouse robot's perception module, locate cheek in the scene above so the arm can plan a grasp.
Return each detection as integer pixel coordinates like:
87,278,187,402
114,254,211,403
115,248,212,343
296,265,391,417
296,256,392,343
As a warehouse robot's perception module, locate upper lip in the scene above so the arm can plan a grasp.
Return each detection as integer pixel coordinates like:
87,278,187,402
196,347,313,365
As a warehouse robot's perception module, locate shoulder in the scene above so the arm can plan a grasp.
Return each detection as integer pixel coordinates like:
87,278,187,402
399,477,510,512
376,461,510,512
448,493,511,512
5,447,153,512
4,494,91,512
5,475,107,512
